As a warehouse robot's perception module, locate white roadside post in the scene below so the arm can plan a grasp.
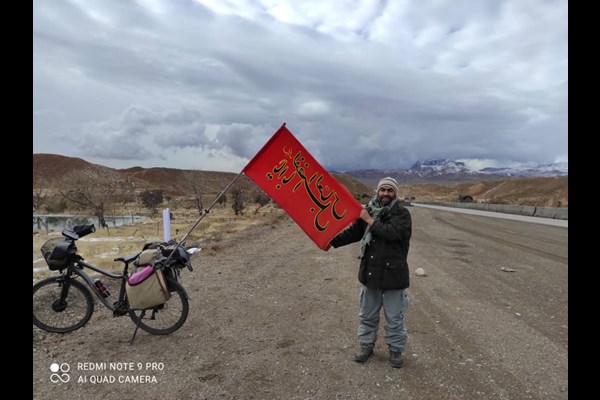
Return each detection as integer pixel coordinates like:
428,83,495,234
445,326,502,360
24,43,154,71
163,208,171,242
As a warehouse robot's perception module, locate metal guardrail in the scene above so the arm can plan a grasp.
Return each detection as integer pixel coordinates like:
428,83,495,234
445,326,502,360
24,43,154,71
413,201,568,220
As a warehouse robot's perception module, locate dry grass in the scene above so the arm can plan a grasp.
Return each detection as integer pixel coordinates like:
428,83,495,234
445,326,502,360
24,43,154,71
33,203,287,281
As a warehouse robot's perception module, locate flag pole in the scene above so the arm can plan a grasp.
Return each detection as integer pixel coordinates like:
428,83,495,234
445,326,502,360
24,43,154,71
178,170,245,246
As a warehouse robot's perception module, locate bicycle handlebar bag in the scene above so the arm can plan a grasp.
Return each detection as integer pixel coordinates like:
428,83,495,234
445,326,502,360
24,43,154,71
40,238,76,271
126,266,170,309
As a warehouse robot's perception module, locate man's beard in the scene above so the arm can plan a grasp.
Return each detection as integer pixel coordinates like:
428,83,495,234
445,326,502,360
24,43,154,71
379,195,395,206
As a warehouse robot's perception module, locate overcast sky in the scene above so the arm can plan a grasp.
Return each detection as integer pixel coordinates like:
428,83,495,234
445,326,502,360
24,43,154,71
33,0,568,172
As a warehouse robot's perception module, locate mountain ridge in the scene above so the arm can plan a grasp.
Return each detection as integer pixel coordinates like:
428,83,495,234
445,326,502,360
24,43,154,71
32,154,568,207
32,153,374,199
338,158,568,187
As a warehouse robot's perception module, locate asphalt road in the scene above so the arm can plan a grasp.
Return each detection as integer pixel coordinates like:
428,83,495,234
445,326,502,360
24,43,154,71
413,203,568,228
402,206,568,399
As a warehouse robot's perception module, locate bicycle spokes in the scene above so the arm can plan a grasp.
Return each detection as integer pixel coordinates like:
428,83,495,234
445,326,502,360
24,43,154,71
33,277,94,333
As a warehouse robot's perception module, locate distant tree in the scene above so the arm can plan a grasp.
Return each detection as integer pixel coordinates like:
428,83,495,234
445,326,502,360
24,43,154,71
139,189,164,214
231,186,245,216
33,187,46,212
253,190,271,206
184,171,204,216
217,192,227,208
45,196,68,213
58,170,120,228
112,179,136,209
33,176,48,211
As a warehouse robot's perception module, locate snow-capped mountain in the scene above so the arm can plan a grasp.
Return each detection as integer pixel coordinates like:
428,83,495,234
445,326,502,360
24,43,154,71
341,159,568,186
409,159,475,176
479,161,568,177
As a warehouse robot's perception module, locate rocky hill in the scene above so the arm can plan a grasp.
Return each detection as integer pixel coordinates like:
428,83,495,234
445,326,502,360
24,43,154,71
33,154,131,186
32,154,374,199
32,154,568,207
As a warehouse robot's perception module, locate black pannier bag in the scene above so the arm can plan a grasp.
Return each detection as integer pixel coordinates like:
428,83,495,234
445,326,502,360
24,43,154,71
40,238,77,271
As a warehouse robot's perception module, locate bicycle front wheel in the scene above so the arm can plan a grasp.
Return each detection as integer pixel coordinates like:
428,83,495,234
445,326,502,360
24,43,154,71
128,278,189,335
33,276,94,333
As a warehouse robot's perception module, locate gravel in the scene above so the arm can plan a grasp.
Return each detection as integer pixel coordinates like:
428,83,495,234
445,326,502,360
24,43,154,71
33,206,568,400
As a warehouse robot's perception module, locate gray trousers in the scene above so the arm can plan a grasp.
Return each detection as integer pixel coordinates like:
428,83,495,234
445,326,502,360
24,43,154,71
357,285,409,353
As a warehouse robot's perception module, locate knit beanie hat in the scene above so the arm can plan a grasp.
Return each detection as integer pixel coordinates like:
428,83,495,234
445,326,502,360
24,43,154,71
377,177,398,193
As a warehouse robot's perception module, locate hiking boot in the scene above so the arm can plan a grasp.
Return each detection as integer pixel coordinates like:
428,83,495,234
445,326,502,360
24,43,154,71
389,351,403,368
353,346,374,363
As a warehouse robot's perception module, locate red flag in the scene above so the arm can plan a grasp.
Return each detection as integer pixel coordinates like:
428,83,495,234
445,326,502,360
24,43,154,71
243,123,363,250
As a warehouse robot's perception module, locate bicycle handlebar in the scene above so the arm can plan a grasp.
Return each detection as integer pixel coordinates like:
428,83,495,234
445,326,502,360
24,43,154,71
61,224,96,241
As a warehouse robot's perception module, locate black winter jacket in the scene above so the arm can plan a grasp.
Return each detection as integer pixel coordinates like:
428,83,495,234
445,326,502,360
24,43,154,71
330,202,411,290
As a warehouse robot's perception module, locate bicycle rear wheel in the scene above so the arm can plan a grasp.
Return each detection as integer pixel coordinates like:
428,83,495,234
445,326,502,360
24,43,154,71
33,276,94,333
128,278,189,335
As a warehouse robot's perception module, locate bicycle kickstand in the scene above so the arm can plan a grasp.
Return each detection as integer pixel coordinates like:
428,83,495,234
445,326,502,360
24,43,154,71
129,310,146,345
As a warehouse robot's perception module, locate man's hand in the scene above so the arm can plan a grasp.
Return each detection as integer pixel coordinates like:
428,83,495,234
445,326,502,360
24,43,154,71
360,209,374,225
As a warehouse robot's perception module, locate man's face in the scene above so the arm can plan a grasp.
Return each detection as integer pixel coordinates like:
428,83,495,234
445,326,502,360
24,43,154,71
378,186,396,206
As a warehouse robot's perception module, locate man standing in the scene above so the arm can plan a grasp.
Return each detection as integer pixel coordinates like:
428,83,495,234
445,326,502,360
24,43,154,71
330,177,412,368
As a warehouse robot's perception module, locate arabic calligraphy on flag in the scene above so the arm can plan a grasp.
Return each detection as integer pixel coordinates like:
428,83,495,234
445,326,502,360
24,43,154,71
243,123,363,250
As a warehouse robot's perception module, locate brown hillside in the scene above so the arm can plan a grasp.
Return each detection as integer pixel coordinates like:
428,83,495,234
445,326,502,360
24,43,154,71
117,168,375,198
33,154,565,207
117,167,245,196
33,153,146,189
33,154,107,184
331,173,373,200
404,176,568,207
33,154,373,200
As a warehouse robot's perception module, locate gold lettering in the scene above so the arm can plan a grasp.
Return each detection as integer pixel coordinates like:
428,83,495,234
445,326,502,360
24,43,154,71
268,148,349,231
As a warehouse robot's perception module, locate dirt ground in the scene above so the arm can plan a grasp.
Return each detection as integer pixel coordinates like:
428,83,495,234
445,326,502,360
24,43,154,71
32,206,568,400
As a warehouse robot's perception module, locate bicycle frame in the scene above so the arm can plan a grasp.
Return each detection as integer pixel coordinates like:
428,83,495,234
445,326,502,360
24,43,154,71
67,257,131,312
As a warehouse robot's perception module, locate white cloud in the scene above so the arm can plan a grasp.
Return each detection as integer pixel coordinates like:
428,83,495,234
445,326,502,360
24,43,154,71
34,0,567,172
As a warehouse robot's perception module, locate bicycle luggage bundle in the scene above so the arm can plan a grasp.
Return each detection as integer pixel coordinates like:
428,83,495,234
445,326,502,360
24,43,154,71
40,238,76,271
40,224,96,271
139,240,194,271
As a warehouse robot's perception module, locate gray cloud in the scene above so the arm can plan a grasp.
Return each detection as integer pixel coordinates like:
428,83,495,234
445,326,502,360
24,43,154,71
33,0,567,171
